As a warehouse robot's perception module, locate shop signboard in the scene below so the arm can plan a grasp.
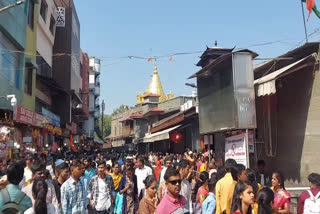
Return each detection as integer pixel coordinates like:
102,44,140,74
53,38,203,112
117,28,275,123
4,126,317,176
41,107,60,126
13,106,46,128
225,133,249,168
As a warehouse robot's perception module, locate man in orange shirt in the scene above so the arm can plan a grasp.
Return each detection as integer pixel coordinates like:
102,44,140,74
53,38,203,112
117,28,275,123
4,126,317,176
215,159,237,214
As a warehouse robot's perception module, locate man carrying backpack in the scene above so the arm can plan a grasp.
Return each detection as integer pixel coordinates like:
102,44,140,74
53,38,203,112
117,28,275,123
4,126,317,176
298,173,320,214
0,162,32,213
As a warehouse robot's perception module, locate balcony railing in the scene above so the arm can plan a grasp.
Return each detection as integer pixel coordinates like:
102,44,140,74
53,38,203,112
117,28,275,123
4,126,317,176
94,111,100,118
36,56,52,78
94,87,100,96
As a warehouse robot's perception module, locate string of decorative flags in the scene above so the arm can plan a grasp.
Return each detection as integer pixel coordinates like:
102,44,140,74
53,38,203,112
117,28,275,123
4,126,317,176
302,0,320,19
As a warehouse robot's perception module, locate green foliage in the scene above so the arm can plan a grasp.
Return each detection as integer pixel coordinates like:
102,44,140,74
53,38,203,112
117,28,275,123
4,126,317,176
111,105,130,116
98,115,112,137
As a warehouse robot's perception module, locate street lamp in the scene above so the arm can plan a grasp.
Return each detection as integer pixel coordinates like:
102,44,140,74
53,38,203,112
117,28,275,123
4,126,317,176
0,94,17,106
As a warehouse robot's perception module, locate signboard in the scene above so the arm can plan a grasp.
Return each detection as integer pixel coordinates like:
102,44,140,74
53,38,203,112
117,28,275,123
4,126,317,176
42,107,60,126
56,7,65,27
14,106,46,128
66,122,77,134
225,133,248,167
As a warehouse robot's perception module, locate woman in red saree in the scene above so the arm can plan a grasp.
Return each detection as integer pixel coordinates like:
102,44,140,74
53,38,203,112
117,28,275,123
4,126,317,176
154,160,162,181
271,171,291,214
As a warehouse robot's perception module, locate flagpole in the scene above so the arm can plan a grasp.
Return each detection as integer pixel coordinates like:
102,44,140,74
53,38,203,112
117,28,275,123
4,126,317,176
301,0,309,43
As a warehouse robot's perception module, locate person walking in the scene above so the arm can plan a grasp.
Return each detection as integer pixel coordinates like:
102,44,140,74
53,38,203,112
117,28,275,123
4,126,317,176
61,159,87,214
24,156,33,184
138,175,158,214
256,160,271,187
215,159,238,214
84,158,96,182
24,178,58,214
0,162,32,213
22,161,59,206
178,159,192,214
193,171,209,214
88,160,115,214
202,174,218,214
119,166,138,214
135,156,152,199
52,162,70,206
110,162,123,192
297,173,320,214
271,171,290,214
257,187,274,214
156,167,187,214
231,181,255,214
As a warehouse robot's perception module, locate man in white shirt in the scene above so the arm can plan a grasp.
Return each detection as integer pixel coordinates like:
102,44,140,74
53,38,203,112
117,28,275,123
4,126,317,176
24,156,33,183
135,156,152,199
22,161,59,206
158,155,174,185
178,159,192,213
88,160,115,214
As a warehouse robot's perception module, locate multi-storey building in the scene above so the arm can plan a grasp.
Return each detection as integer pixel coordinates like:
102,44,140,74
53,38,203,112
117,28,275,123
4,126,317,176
0,1,29,110
52,0,83,128
83,57,101,139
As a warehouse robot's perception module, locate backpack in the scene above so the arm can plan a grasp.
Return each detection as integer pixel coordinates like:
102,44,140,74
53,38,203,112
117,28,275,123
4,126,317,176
303,190,320,214
0,187,26,214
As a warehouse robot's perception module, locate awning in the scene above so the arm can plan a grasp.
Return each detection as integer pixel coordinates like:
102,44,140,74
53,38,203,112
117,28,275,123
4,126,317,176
143,125,181,143
254,54,316,97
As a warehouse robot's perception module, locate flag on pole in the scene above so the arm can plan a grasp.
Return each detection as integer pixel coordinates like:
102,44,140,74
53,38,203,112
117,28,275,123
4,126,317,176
307,0,315,19
148,57,152,62
169,56,173,62
302,0,320,19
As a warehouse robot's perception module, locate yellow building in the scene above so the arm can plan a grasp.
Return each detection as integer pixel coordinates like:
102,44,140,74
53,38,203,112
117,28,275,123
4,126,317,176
23,0,39,111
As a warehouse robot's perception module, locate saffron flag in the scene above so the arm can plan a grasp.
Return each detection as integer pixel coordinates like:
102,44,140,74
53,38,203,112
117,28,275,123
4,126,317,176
169,56,173,62
307,0,315,19
148,57,152,62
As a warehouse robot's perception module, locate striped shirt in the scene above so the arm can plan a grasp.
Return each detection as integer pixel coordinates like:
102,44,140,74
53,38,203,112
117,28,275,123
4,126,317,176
61,177,87,214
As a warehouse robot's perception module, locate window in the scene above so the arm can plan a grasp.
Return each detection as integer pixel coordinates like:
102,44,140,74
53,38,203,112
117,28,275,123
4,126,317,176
28,1,34,29
49,15,56,35
24,66,33,95
40,0,48,22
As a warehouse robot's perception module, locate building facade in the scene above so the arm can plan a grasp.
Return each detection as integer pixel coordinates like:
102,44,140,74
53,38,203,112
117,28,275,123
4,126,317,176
83,57,101,139
108,65,199,153
0,0,29,110
52,0,83,125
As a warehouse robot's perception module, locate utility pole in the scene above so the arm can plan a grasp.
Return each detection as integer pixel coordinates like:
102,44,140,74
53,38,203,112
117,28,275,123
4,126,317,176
0,1,25,13
101,100,105,140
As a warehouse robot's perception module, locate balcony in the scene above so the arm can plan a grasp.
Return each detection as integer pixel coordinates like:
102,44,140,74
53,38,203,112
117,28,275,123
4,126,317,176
36,56,52,78
94,87,100,96
89,58,101,74
94,111,100,118
122,125,134,137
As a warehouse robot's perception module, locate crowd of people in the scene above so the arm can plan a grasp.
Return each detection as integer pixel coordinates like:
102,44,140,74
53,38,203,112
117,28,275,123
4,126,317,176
0,149,319,214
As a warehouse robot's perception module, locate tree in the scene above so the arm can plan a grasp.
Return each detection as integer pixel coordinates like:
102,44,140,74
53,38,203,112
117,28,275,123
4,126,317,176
111,105,130,116
98,115,112,137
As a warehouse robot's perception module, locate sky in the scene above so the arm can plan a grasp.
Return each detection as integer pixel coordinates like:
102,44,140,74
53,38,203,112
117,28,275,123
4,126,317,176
75,0,320,114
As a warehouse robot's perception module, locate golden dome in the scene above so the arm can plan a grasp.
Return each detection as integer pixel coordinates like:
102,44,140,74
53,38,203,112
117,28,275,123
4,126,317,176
145,65,166,102
167,91,175,100
137,92,144,104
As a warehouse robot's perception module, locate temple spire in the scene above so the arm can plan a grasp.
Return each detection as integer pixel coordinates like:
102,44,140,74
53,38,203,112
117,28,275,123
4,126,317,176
145,65,166,102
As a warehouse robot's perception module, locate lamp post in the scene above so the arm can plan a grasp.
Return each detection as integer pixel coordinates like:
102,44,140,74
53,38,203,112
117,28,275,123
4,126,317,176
101,100,105,140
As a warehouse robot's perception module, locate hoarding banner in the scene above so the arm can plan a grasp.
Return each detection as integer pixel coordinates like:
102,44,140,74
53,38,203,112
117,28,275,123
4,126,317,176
42,107,60,126
225,133,248,167
14,106,46,128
